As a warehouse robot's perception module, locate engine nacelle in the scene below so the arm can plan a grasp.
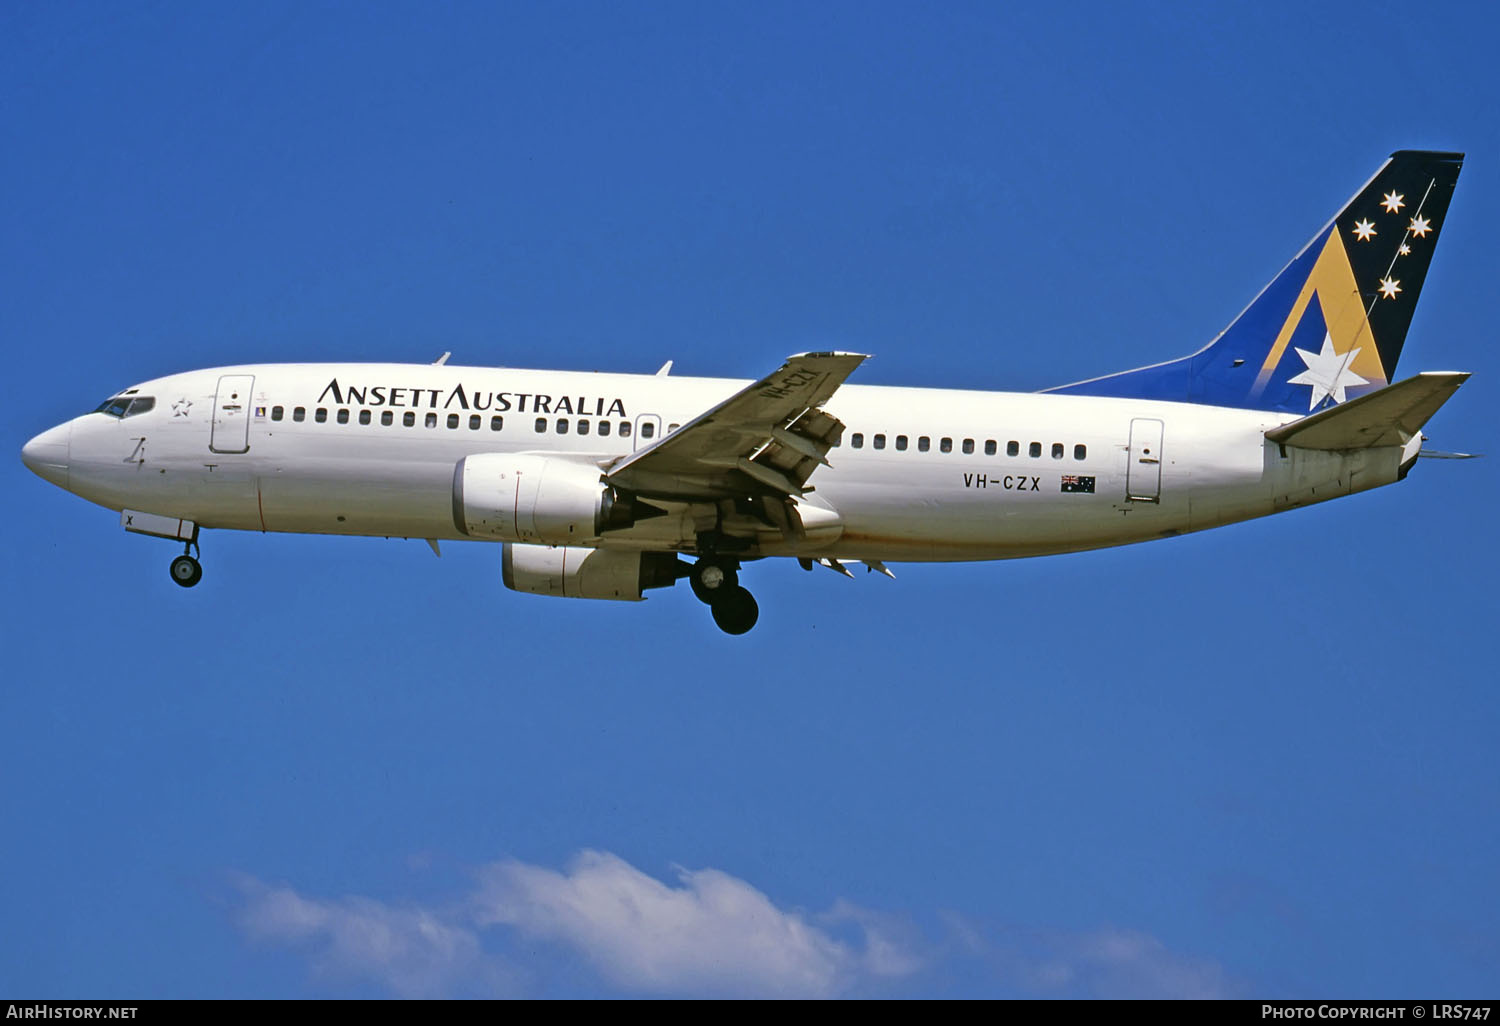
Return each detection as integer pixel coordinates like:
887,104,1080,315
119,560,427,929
453,453,638,544
501,543,680,601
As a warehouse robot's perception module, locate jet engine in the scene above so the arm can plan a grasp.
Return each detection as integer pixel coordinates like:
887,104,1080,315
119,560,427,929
502,543,681,601
452,453,646,544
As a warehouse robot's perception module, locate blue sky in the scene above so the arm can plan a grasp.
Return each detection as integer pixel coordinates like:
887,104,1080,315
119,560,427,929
3,0,1497,998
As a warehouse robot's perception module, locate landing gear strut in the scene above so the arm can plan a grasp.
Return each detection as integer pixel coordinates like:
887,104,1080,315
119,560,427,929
690,557,758,634
169,537,202,588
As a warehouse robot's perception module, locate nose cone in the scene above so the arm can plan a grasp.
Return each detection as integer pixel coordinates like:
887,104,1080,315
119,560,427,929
21,421,71,489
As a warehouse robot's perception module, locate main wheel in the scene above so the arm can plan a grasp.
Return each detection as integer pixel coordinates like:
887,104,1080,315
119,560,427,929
689,559,738,604
709,586,759,635
170,554,202,588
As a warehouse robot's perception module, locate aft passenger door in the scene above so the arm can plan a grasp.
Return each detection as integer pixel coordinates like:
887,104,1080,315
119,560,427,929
1126,418,1163,502
210,374,255,454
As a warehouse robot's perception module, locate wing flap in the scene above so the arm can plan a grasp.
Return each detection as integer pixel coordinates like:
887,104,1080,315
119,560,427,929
1265,371,1470,450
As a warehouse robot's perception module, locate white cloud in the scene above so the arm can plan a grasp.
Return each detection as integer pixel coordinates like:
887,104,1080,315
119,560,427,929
825,899,928,979
235,876,514,998
233,854,1232,998
233,851,919,998
950,915,1235,999
472,850,865,997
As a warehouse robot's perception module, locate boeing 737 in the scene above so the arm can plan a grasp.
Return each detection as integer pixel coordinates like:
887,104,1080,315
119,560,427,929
21,151,1470,634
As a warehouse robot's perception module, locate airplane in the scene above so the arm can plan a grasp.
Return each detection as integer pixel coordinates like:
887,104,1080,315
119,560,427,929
21,150,1470,635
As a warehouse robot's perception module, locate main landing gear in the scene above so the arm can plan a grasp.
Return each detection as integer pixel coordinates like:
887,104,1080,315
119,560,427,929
689,557,758,635
169,539,203,588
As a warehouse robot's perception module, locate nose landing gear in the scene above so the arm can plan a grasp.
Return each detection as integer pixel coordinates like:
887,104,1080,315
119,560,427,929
170,554,202,587
169,538,202,588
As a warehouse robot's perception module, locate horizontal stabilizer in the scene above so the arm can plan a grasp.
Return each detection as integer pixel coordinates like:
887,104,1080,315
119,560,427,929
1265,371,1469,450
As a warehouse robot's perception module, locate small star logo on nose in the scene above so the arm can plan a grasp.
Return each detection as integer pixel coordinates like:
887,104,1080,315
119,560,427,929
172,398,192,417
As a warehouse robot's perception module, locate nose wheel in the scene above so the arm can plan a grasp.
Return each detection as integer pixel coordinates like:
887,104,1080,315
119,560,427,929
170,553,202,588
169,536,203,589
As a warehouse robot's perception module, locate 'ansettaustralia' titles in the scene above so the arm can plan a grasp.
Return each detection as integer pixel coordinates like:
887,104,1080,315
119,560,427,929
317,379,627,418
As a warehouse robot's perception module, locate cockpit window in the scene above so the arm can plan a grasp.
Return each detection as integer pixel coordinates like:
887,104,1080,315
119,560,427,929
93,395,155,419
94,396,132,418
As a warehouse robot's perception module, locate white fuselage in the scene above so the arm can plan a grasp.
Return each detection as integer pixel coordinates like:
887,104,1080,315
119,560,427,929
28,362,1408,562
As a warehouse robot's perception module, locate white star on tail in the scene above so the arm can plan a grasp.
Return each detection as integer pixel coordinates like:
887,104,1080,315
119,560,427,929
1379,276,1402,299
1382,191,1405,213
1409,215,1432,237
1399,243,1412,256
1287,332,1368,410
1353,219,1377,241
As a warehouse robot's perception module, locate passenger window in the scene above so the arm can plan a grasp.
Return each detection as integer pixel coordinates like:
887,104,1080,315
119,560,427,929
1029,442,1041,458
336,408,350,424
557,419,569,434
873,433,886,450
1075,444,1087,460
918,436,930,452
598,421,611,437
962,438,975,455
469,415,481,430
491,416,504,431
668,423,680,433
851,433,864,449
359,410,371,425
1007,440,1019,457
447,414,459,429
984,440,996,456
620,422,632,438
425,412,438,428
403,412,416,427
293,407,306,422
381,411,393,426
534,417,547,433
640,422,655,439
896,435,908,451
271,406,284,422
1052,443,1064,459
940,437,953,453
315,408,328,423
578,420,590,436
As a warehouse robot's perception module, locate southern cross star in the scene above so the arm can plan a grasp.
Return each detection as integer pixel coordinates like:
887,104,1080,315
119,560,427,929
1353,219,1377,241
1379,276,1402,299
1287,332,1368,410
1399,243,1412,256
1409,215,1432,237
1382,191,1405,213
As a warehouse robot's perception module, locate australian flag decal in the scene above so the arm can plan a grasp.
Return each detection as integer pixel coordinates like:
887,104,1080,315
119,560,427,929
1061,475,1096,494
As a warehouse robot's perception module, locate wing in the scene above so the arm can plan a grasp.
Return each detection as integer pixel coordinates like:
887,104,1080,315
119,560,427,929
604,351,868,501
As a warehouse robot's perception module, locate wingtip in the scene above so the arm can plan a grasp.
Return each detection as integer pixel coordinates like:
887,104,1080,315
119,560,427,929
793,350,872,361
